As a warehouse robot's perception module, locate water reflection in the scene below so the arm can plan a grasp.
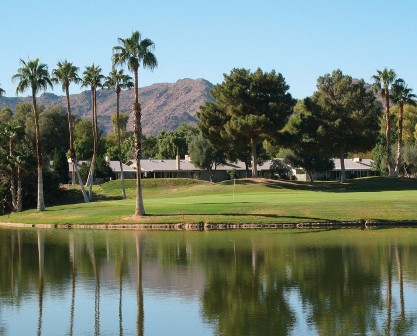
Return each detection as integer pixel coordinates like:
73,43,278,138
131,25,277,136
1,229,417,335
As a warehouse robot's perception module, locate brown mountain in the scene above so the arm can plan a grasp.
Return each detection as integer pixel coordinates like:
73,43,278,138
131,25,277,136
0,78,214,135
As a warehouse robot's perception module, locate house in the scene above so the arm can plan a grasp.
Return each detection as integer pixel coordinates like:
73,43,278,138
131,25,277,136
128,156,275,182
292,158,374,181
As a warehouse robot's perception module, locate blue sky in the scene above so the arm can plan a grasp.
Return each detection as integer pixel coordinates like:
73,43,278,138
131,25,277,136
1,0,417,99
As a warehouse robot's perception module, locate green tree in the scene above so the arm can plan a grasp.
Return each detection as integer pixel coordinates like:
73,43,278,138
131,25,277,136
12,58,53,211
281,99,334,182
82,64,104,200
390,79,416,175
51,60,89,201
0,108,13,123
189,132,226,182
53,148,69,184
372,68,397,176
39,106,69,159
141,134,158,159
0,84,4,96
310,69,381,181
104,69,133,199
113,30,157,216
209,68,294,177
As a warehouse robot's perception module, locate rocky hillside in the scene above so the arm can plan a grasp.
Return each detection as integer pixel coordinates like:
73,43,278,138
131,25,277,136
0,78,215,135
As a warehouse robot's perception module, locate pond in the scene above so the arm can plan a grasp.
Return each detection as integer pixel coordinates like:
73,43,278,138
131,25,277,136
1,228,417,335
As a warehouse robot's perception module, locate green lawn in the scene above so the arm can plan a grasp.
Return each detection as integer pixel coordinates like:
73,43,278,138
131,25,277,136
1,177,417,225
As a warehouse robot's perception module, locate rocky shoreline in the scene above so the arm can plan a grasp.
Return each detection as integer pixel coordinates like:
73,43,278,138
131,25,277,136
2,220,417,230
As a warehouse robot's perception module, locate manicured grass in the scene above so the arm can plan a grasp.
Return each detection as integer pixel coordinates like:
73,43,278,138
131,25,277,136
1,177,417,225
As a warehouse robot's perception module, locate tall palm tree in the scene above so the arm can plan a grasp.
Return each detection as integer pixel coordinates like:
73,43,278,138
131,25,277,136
52,60,89,202
104,69,133,199
391,79,416,175
12,58,53,211
82,64,104,200
372,68,397,176
113,31,157,216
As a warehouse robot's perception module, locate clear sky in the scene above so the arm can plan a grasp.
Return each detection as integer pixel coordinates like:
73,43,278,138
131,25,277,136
1,0,417,99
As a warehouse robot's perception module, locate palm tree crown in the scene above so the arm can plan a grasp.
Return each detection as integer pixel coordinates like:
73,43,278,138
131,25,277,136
104,68,133,93
391,79,416,106
112,31,157,73
371,68,397,96
13,58,53,95
82,64,104,89
51,60,81,91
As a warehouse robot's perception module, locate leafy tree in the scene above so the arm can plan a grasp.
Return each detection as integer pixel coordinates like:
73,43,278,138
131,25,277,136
111,112,130,134
12,58,53,211
269,158,292,179
371,68,397,176
51,60,89,201
0,108,13,123
82,64,104,200
281,99,334,182
189,132,226,182
206,68,294,177
141,134,158,159
0,84,4,96
74,118,94,160
39,106,69,159
53,148,69,184
104,69,133,199
309,69,381,181
390,104,417,143
113,30,157,216
157,124,198,159
390,79,416,175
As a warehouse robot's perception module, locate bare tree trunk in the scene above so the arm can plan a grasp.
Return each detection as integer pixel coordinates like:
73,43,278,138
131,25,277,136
133,70,145,216
307,170,314,182
9,137,17,211
339,152,346,182
32,92,45,211
251,138,258,178
395,103,404,176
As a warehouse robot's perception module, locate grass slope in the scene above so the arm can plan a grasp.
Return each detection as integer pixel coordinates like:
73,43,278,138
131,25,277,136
1,177,417,225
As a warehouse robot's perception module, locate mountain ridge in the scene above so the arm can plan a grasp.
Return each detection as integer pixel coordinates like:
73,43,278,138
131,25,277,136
0,78,215,135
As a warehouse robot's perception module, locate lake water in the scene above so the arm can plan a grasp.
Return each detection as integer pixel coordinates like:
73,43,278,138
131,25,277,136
1,228,417,336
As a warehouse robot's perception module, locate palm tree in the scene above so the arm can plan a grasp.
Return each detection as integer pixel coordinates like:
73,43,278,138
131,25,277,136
82,64,104,200
0,84,5,96
104,68,133,199
52,60,89,202
113,31,157,216
391,79,416,175
372,68,397,176
12,58,53,211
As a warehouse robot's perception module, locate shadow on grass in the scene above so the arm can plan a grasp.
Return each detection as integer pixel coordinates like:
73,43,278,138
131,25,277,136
223,177,417,193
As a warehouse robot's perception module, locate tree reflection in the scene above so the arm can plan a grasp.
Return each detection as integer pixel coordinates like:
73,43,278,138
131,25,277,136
37,230,44,336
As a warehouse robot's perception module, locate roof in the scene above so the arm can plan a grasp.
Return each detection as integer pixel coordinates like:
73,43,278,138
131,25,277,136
332,158,373,171
129,158,275,172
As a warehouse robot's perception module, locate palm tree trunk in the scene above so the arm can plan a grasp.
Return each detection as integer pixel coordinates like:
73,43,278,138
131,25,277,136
251,138,258,178
16,166,22,212
116,90,126,199
32,91,45,211
66,85,89,202
9,137,17,211
395,103,404,175
133,69,145,216
385,90,394,176
86,87,98,200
